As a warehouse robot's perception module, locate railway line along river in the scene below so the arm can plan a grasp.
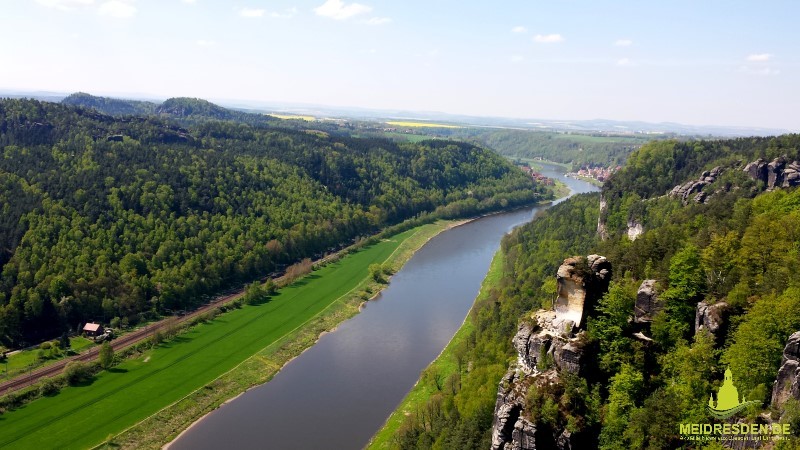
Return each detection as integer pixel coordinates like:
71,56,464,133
169,163,598,450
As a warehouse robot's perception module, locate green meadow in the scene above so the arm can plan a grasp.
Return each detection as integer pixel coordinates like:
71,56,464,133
0,227,421,450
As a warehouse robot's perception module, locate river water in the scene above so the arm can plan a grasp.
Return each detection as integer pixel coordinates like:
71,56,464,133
169,164,598,450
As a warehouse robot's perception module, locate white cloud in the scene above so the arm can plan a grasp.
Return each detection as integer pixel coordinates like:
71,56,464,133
314,0,371,20
239,7,265,18
271,7,298,19
533,34,563,44
746,53,772,62
35,0,94,11
364,16,391,25
181,0,196,3
511,55,524,63
511,26,527,34
98,0,136,18
614,39,633,47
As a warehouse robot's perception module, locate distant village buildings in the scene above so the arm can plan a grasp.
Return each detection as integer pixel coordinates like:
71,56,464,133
519,166,555,185
566,165,621,183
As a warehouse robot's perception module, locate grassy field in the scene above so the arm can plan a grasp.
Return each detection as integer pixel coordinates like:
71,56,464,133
0,223,450,450
551,133,649,145
1,337,93,379
267,113,316,121
386,121,461,129
366,250,505,450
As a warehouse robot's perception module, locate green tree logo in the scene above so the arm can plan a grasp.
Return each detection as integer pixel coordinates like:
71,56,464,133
707,368,760,419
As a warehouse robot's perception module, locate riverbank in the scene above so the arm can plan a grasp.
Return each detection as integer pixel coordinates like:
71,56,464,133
104,223,452,450
367,250,505,449
110,221,463,450
0,222,451,450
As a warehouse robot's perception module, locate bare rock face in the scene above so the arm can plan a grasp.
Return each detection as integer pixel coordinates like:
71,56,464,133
627,219,644,241
744,158,769,184
554,255,611,328
743,156,800,190
668,166,723,205
694,301,730,343
634,279,661,324
597,195,609,241
771,331,800,410
490,256,612,450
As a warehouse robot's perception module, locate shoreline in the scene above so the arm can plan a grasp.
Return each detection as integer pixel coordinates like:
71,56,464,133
91,218,460,449
162,216,481,448
162,207,540,448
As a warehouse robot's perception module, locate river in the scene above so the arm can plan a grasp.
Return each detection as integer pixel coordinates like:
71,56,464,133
169,163,598,450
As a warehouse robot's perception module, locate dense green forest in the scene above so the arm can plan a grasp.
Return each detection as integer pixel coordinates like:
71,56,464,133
0,98,548,347
390,135,800,449
377,127,654,169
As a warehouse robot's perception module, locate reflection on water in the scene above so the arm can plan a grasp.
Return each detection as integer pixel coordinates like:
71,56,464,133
170,164,598,450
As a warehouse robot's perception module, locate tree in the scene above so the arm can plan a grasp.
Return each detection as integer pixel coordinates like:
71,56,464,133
369,263,385,283
99,341,114,369
63,361,91,385
243,282,268,305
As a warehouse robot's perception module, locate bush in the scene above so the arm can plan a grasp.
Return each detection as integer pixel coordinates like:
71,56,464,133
39,377,61,396
63,361,91,385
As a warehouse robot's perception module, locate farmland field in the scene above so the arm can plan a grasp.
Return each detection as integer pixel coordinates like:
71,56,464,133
267,113,316,121
386,121,462,129
0,227,427,450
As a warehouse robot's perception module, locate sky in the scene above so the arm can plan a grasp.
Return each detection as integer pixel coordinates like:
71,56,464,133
1,0,798,129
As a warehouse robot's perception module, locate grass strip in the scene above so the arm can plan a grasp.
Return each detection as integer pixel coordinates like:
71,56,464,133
0,221,452,450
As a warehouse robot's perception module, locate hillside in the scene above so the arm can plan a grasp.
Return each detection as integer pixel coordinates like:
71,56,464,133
384,134,800,449
0,98,548,347
62,92,157,116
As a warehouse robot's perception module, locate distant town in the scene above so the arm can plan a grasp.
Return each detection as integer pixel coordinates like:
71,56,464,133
518,165,555,185
565,165,620,184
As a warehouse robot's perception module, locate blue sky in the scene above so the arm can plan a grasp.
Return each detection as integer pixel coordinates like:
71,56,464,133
1,0,798,129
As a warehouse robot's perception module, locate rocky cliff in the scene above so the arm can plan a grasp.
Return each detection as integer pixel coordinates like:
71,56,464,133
490,256,611,450
772,331,800,411
743,157,800,190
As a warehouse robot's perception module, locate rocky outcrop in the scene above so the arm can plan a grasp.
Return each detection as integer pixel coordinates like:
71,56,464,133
669,166,723,205
490,256,611,450
626,219,644,241
694,301,730,343
743,156,800,190
771,331,800,410
554,255,612,328
597,195,609,241
633,279,661,324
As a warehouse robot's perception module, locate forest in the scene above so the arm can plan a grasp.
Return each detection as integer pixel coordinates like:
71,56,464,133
0,97,549,347
375,126,654,169
389,134,800,449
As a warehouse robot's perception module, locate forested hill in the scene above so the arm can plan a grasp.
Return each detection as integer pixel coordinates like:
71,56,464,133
386,134,800,449
62,92,157,116
0,98,548,346
62,92,279,128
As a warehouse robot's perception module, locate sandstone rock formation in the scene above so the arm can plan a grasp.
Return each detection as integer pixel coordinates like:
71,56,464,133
771,331,800,410
554,255,611,328
490,256,611,450
669,166,723,205
694,300,730,343
743,156,800,190
633,279,661,324
597,195,609,241
626,219,644,241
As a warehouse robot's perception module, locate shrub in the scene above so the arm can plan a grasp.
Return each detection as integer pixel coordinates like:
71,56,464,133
63,361,91,385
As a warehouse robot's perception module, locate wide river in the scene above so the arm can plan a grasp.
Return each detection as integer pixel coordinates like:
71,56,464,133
170,163,598,450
